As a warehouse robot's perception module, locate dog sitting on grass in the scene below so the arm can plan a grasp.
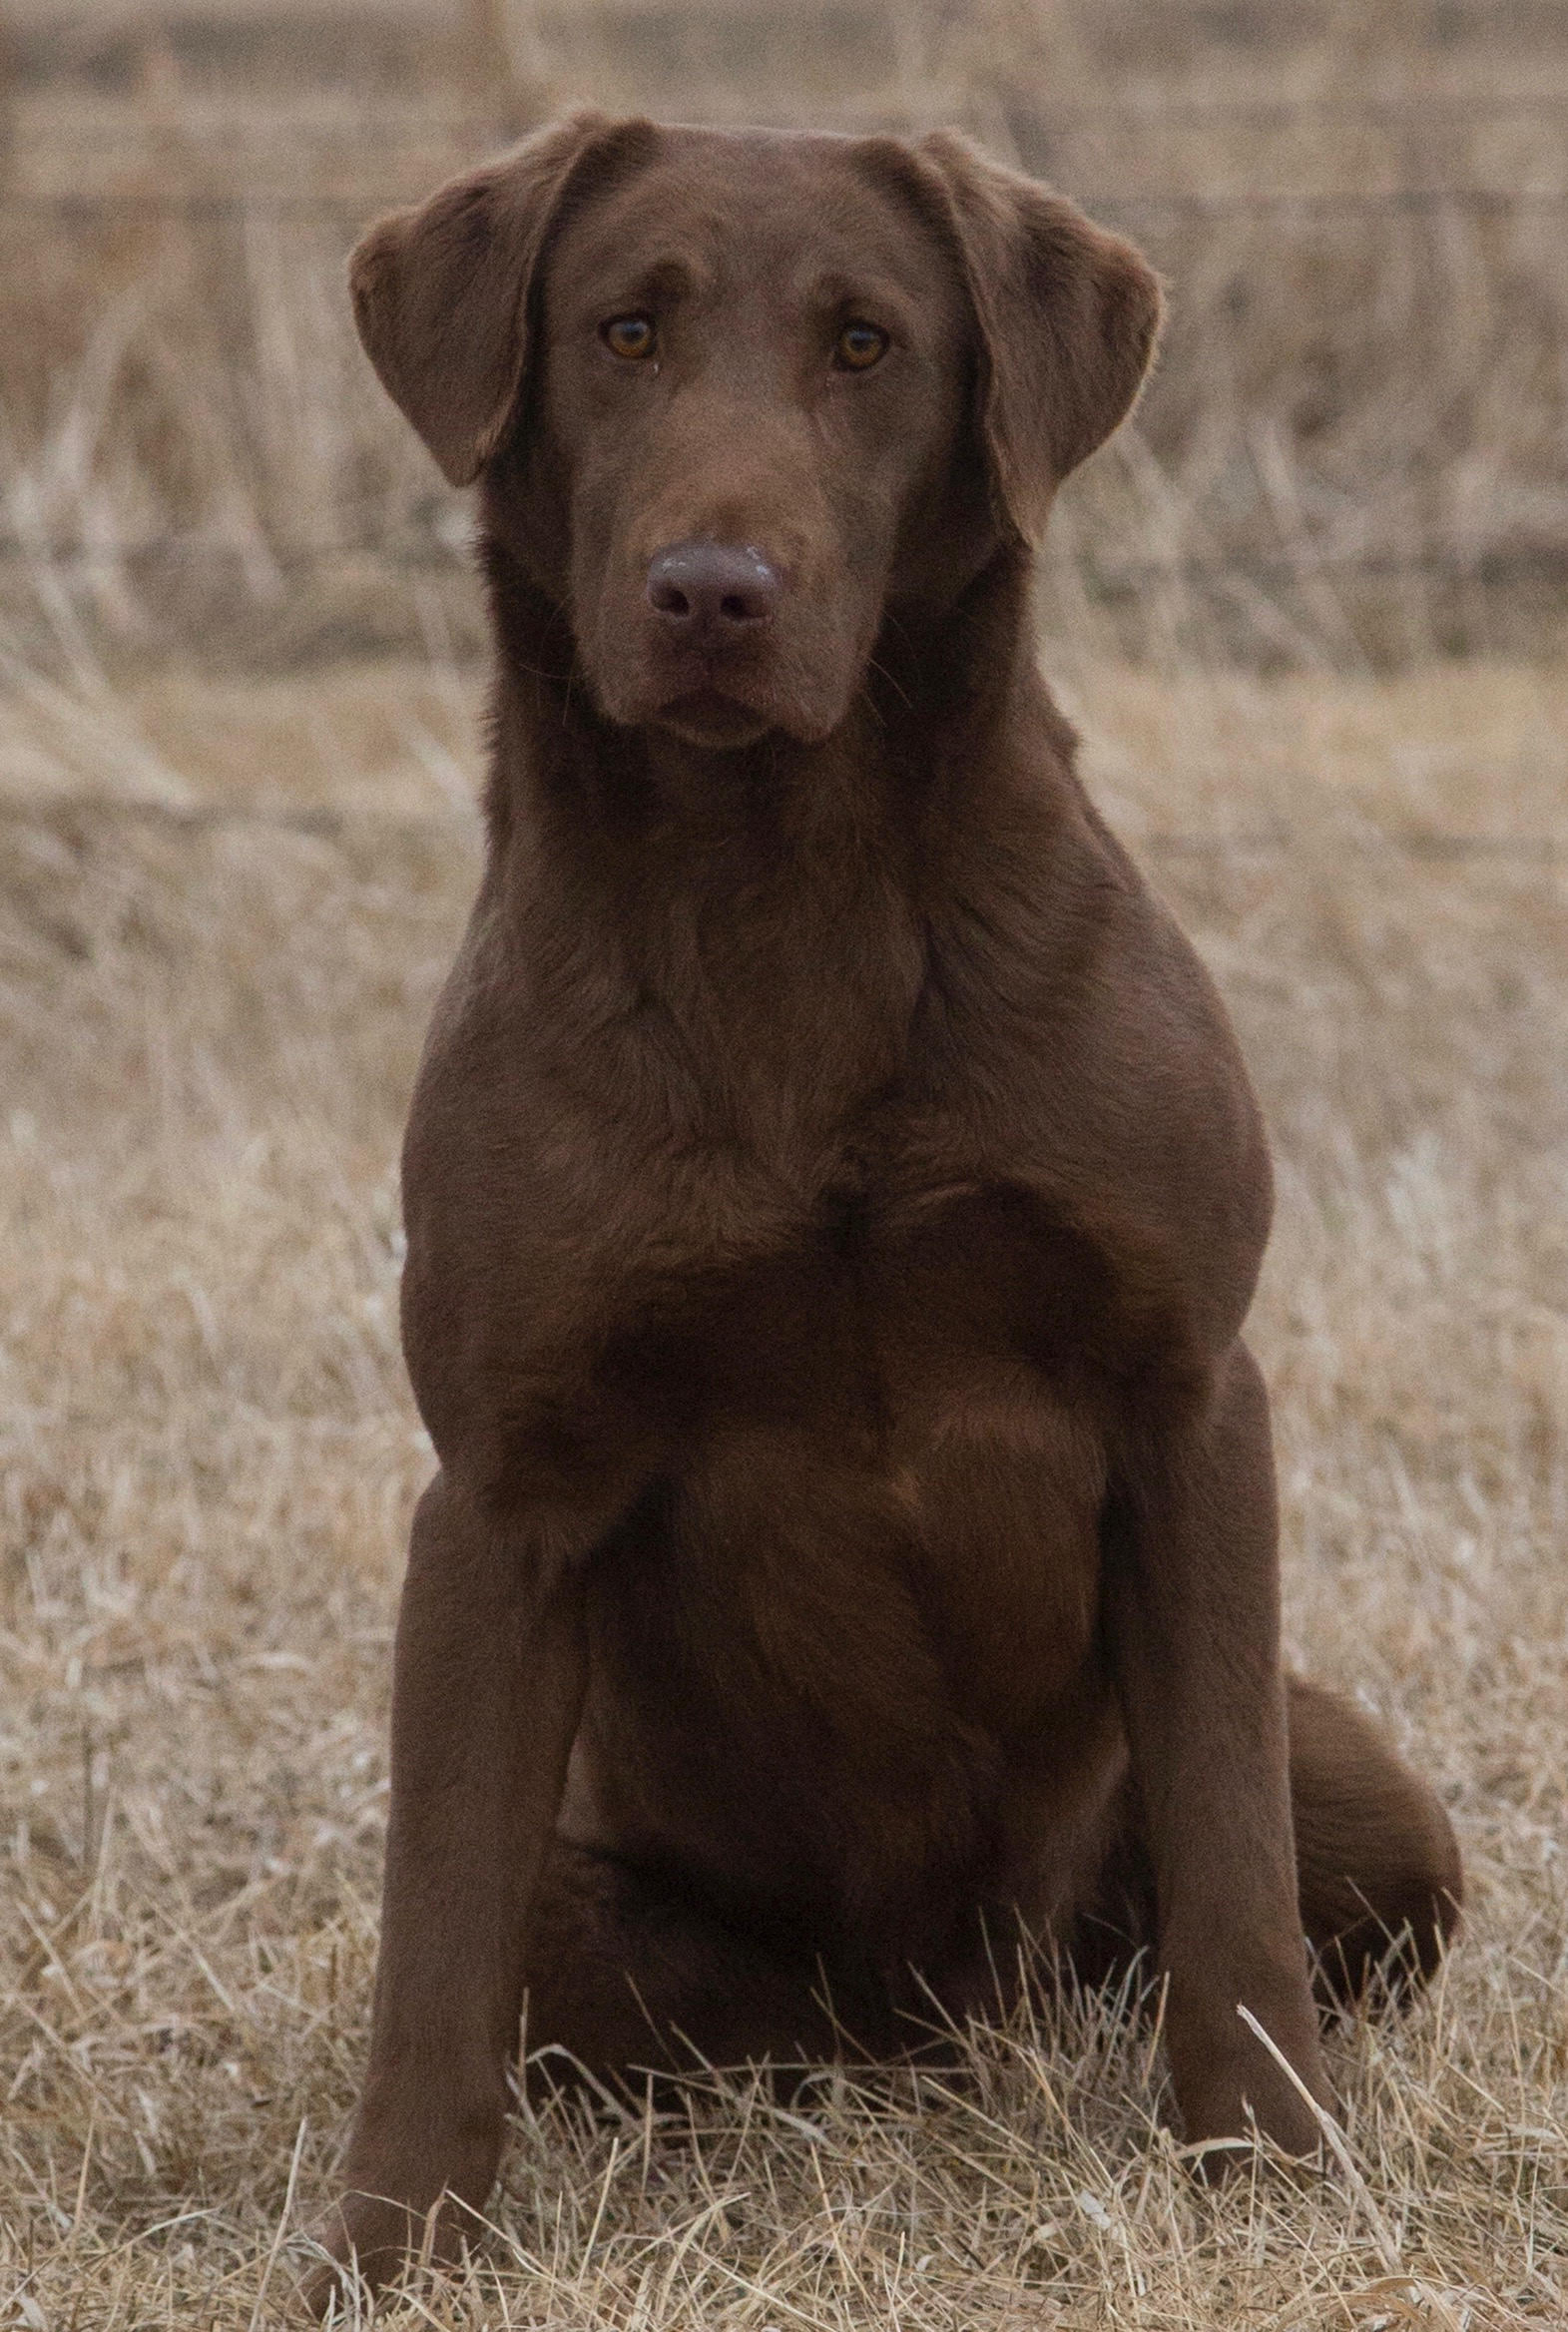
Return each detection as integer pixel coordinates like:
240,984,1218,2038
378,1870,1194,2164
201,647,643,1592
304,111,1461,2309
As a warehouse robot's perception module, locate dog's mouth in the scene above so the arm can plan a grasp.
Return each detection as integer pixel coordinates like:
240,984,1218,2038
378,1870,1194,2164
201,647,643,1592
654,689,776,750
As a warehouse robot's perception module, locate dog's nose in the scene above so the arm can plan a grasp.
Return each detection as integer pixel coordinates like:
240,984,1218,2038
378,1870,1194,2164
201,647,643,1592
646,541,781,635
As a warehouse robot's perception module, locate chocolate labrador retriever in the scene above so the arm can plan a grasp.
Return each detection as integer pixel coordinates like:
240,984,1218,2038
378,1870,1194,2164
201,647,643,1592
305,112,1461,2303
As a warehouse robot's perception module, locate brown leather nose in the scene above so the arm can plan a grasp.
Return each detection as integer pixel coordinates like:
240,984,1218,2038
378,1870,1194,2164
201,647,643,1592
646,541,781,635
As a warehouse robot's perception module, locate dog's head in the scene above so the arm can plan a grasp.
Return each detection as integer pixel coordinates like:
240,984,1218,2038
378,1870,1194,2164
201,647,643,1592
351,115,1160,751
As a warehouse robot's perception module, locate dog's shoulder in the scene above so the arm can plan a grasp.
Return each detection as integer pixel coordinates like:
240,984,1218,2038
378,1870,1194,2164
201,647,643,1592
897,732,1272,1352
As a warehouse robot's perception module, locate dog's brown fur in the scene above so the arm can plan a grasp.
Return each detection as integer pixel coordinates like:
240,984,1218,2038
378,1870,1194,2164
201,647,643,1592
305,114,1461,2305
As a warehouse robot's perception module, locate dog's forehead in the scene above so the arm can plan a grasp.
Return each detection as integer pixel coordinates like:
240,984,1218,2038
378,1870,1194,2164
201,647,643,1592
550,126,955,300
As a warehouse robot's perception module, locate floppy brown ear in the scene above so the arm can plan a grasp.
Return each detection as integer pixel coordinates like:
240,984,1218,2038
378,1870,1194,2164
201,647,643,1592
916,132,1163,542
349,110,651,487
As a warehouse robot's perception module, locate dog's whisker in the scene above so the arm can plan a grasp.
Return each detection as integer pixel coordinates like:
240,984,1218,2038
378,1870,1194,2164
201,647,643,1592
864,656,913,714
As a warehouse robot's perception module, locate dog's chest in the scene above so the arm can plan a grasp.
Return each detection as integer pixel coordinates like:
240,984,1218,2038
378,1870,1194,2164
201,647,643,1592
616,1161,1162,1448
605,1176,1116,1733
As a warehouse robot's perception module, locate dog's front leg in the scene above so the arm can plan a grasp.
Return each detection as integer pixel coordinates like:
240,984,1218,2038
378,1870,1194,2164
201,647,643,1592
1105,1340,1329,2164
303,1469,591,2308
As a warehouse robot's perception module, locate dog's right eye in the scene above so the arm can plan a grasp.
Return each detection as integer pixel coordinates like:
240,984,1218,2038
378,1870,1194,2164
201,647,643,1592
833,320,889,372
602,314,658,361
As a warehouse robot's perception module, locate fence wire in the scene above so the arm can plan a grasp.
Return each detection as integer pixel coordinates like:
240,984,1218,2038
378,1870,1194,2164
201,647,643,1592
0,539,1562,586
4,185,1565,220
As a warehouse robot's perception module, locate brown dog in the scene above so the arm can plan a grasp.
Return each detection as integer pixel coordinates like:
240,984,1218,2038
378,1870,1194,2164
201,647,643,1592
304,113,1461,2304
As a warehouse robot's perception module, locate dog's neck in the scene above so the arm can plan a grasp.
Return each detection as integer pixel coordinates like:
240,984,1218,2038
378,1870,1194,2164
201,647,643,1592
475,536,1074,1145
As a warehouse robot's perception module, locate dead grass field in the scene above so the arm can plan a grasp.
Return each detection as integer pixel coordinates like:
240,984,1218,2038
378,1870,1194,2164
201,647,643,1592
1,0,1566,2323
1,648,1565,2327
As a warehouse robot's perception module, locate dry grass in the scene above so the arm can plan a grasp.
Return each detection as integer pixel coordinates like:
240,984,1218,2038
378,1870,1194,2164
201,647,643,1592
1,646,1565,2326
1,2,1565,2320
1,0,1565,669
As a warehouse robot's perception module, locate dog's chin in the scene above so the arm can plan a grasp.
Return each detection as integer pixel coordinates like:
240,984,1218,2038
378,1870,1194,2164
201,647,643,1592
593,653,853,751
653,690,777,751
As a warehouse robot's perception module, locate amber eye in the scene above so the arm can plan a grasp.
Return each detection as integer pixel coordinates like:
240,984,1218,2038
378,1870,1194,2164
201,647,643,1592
602,313,658,360
833,320,889,371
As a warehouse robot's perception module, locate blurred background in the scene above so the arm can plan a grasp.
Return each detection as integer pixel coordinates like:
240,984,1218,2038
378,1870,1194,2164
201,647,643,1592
1,0,1565,675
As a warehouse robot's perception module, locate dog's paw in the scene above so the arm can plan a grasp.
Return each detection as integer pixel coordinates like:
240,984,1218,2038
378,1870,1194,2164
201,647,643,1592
1179,2071,1327,2181
295,2189,456,2318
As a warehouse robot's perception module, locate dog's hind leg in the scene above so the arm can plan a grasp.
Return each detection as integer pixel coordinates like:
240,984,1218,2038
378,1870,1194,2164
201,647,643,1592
1057,1681,1459,2020
1286,1677,1462,2007
519,1840,893,2090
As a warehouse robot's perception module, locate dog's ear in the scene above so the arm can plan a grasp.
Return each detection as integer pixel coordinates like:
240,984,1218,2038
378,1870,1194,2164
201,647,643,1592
349,110,651,487
915,132,1162,542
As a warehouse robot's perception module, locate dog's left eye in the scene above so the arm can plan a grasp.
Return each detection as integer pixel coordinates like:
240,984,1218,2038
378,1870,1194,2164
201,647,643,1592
833,321,889,372
602,314,658,361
